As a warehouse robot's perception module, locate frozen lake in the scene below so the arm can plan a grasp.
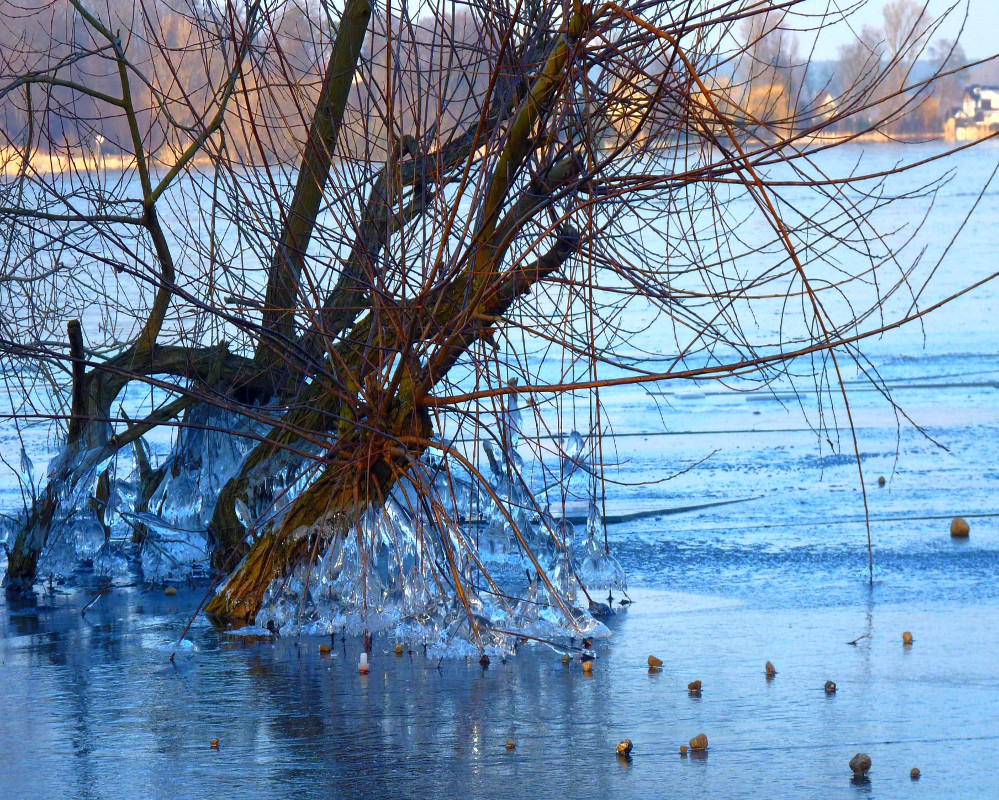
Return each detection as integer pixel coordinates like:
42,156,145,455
2,140,999,797
2,586,997,799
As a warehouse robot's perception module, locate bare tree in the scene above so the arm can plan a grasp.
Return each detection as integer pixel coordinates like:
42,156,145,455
928,37,968,126
734,7,804,135
0,0,994,651
833,0,961,136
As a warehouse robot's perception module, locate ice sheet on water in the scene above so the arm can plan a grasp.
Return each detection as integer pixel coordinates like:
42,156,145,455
224,625,275,638
150,638,200,659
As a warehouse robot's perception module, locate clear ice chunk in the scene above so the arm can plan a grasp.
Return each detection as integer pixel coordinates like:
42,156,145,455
577,534,627,593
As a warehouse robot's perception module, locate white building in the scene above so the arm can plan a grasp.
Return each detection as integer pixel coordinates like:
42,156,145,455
946,85,999,141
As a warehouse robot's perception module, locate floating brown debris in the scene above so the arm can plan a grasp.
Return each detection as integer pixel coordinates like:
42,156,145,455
561,653,570,665
679,745,688,756
688,733,708,751
824,680,837,694
581,659,594,673
395,644,403,656
506,740,516,751
877,476,886,487
902,631,913,645
687,680,702,693
950,517,970,537
616,739,633,756
164,587,177,596
209,739,220,749
910,767,921,780
648,655,663,668
765,660,777,677
849,753,871,776
319,644,331,655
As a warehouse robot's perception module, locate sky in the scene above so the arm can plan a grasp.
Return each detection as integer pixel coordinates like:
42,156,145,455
796,0,997,61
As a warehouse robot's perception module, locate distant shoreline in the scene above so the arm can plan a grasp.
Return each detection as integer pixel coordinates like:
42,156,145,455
4,130,994,179
0,148,214,177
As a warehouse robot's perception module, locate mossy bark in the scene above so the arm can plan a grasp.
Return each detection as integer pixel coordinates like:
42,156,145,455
3,487,56,594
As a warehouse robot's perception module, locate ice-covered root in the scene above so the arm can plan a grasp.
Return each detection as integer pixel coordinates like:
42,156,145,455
205,450,379,621
205,452,351,621
205,525,313,621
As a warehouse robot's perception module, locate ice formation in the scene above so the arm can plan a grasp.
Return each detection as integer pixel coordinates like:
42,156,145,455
12,395,626,656
24,405,265,583
249,428,623,657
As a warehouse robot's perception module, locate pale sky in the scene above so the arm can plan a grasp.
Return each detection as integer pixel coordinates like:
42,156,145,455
796,0,997,61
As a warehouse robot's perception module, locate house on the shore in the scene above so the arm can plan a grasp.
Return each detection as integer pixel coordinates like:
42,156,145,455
808,91,837,126
945,85,999,141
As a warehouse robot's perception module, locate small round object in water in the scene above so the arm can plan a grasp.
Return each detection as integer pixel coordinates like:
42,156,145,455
765,660,777,676
849,753,871,776
616,738,633,756
824,680,837,694
164,586,177,596
902,631,913,645
877,475,886,487
648,655,663,668
910,767,921,780
689,733,708,751
951,517,970,537
506,739,516,751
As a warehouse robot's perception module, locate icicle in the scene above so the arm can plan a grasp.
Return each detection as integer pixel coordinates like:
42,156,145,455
19,446,34,486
